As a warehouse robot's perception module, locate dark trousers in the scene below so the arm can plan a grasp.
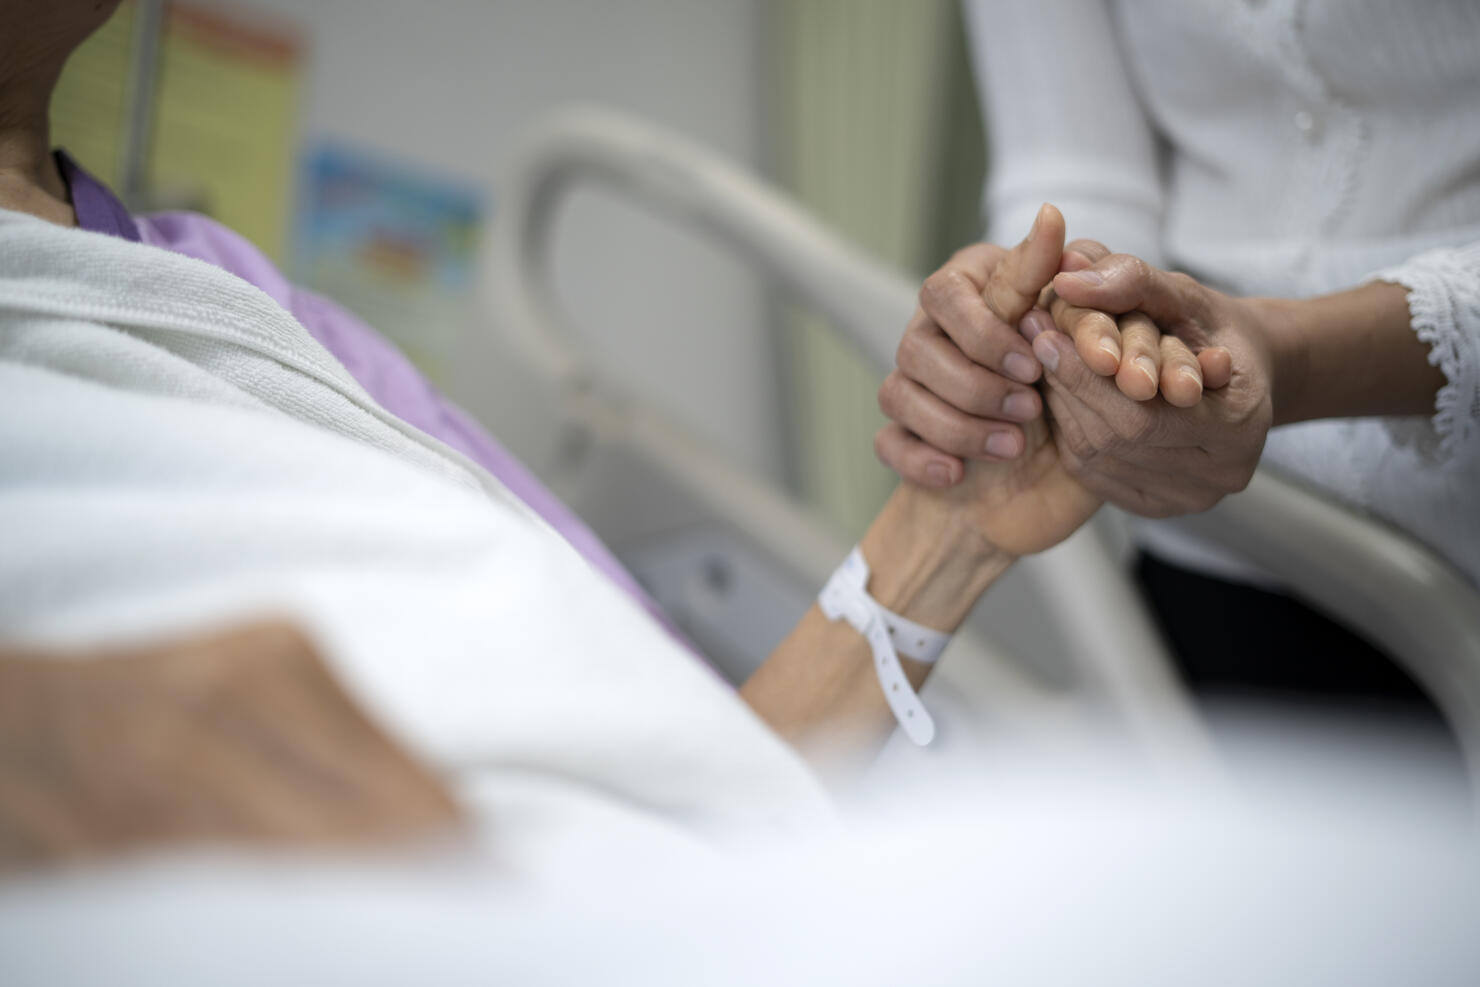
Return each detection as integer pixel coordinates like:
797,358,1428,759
1135,552,1444,717
1139,553,1471,810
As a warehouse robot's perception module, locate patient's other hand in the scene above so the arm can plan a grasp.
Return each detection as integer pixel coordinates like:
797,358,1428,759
0,621,463,871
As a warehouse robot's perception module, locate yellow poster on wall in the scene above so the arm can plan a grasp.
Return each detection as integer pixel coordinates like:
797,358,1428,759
50,1,303,263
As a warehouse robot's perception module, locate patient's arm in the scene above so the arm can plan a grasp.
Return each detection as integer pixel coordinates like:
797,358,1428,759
0,621,464,872
741,209,1100,782
741,420,1098,780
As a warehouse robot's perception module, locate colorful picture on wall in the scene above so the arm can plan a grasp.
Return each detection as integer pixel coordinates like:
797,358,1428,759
293,144,485,384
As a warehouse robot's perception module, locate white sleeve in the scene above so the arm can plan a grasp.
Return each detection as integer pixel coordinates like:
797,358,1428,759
1370,242,1480,464
965,0,1164,263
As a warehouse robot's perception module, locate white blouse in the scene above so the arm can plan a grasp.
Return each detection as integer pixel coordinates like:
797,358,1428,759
965,0,1480,588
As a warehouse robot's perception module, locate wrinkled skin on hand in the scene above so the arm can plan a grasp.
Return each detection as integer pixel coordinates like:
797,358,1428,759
934,411,1102,557
878,214,1268,522
878,205,1100,556
1034,254,1275,517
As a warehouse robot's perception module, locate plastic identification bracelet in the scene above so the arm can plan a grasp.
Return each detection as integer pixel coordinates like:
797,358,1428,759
818,547,951,746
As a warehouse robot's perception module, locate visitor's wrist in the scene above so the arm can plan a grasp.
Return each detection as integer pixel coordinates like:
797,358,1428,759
1246,295,1309,427
1255,282,1430,424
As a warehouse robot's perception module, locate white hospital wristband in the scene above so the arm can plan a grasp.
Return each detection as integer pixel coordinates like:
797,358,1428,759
817,547,951,746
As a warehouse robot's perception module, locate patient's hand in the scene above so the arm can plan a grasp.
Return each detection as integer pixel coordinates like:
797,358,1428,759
930,413,1100,557
876,206,1101,556
0,621,463,871
743,209,1100,775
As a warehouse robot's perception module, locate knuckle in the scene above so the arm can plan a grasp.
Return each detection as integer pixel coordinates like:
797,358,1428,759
1167,271,1199,296
918,277,940,311
895,327,922,372
920,269,964,312
949,245,983,269
1125,254,1152,284
872,427,893,463
877,374,902,417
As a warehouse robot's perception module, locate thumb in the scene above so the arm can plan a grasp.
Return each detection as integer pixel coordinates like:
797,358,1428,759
983,203,1066,327
1052,254,1205,326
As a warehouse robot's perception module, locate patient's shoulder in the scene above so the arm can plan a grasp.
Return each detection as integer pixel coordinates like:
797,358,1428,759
134,210,504,472
137,211,297,310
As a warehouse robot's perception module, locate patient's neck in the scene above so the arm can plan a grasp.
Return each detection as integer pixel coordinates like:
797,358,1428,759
0,82,76,227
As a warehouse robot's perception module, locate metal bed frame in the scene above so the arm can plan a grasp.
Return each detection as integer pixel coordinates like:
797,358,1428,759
478,105,1480,790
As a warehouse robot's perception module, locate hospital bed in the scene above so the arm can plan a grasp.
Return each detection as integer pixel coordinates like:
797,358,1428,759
475,106,1480,793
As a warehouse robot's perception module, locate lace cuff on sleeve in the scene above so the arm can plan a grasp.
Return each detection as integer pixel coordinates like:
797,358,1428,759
1369,242,1480,464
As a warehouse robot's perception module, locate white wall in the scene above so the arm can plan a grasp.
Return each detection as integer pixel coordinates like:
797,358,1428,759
201,0,782,481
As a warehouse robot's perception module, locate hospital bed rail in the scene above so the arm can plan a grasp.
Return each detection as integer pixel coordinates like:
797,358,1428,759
478,106,1480,790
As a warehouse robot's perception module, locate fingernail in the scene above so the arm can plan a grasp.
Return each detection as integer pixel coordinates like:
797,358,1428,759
1099,338,1122,364
1020,309,1054,341
1003,351,1039,384
985,431,1021,458
1030,203,1047,236
1066,270,1103,286
1179,368,1201,387
1032,333,1060,372
1135,356,1157,382
924,462,951,486
1002,391,1037,420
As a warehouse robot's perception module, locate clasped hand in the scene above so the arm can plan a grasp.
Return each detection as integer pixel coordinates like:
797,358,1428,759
879,204,1278,533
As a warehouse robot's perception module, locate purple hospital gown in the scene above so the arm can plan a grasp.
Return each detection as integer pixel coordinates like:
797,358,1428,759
55,150,691,650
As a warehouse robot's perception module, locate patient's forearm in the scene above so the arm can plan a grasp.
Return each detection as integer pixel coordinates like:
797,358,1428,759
740,484,1011,782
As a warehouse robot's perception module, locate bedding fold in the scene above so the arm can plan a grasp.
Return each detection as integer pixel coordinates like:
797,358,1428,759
0,208,832,856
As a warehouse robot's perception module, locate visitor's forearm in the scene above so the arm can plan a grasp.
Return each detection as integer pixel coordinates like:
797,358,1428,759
1261,281,1445,426
740,484,1011,781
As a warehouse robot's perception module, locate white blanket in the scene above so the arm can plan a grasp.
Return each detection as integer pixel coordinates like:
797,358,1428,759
0,209,830,857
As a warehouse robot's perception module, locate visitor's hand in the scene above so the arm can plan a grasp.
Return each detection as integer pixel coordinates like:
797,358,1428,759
1027,241,1232,407
1030,255,1275,517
